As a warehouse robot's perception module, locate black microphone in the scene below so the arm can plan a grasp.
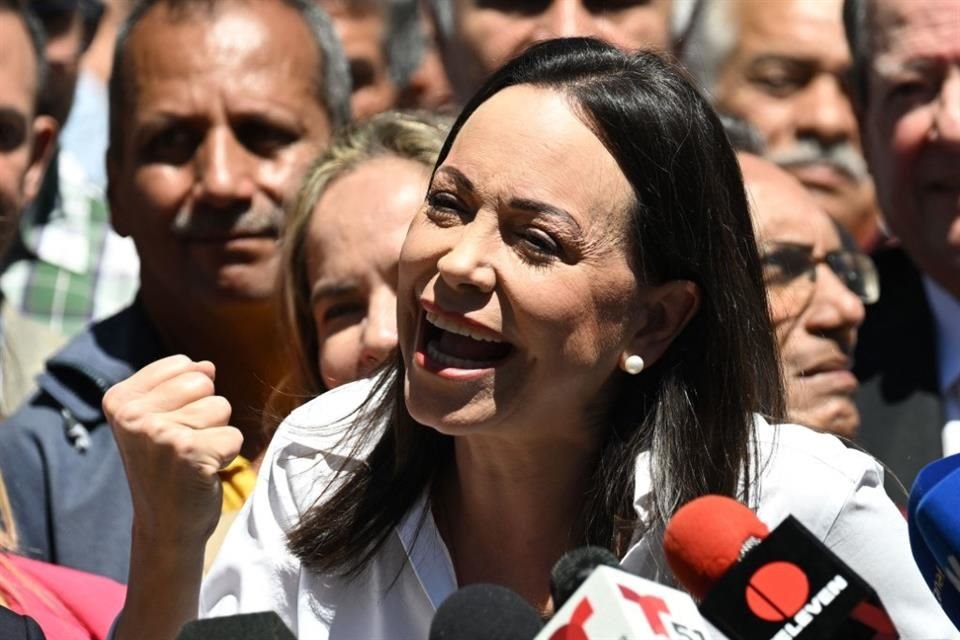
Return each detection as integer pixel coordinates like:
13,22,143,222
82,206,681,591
429,583,544,640
176,611,295,640
549,546,619,610
664,495,897,640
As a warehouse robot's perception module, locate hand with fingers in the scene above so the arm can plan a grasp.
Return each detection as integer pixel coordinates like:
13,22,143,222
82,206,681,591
105,355,244,640
104,354,243,545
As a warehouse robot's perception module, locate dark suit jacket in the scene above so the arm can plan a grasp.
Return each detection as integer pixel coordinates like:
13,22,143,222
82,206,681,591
853,246,944,498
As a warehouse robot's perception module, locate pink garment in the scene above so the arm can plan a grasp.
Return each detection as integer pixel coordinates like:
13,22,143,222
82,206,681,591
0,553,125,640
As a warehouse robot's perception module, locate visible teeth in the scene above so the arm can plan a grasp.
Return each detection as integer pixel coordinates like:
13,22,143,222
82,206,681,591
425,311,503,343
427,340,497,369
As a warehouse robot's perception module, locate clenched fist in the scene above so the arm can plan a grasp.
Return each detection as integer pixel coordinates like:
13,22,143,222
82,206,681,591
104,355,243,545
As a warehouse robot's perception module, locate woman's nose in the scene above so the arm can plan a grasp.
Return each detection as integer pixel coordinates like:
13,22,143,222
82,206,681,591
358,289,399,374
435,226,497,293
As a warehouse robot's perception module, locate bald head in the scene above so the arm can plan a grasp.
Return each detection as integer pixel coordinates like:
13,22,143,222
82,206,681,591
740,152,827,244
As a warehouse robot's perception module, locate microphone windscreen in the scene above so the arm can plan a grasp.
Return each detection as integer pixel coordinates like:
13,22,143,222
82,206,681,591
910,455,960,627
549,546,619,610
176,611,295,640
429,583,544,640
663,495,769,600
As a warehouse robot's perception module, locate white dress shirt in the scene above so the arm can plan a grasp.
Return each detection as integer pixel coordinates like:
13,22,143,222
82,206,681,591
201,378,956,639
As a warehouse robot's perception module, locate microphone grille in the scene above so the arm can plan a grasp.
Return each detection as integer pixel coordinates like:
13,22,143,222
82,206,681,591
429,583,544,640
550,546,619,610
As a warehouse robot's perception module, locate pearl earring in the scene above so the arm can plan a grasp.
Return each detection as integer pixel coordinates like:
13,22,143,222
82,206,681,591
621,354,645,375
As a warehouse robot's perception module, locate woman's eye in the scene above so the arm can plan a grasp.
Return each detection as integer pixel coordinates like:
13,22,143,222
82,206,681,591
425,192,469,225
519,228,561,258
322,301,364,324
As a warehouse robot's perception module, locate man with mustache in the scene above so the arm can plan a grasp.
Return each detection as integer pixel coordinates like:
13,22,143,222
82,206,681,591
679,0,883,251
0,0,349,582
741,152,875,439
844,0,960,496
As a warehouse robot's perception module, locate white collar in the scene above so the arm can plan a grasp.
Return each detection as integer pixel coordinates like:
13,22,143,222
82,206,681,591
922,276,960,394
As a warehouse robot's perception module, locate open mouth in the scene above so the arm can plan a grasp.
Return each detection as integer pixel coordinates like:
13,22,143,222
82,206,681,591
417,309,514,373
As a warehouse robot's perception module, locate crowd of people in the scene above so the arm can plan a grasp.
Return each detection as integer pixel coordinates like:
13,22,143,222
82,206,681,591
0,0,955,638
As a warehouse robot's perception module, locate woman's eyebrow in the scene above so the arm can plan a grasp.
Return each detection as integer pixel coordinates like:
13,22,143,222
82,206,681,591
310,279,359,304
435,166,476,193
509,197,582,233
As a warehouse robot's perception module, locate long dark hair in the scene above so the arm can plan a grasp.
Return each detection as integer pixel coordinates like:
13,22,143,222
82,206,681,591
288,38,785,577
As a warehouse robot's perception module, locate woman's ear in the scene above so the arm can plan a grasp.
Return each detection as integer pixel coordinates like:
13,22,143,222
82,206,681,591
621,280,700,371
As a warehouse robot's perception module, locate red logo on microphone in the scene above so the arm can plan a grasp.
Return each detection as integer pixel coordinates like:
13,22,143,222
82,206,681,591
745,561,810,621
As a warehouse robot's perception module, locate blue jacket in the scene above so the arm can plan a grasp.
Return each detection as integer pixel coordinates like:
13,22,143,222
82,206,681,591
0,300,164,582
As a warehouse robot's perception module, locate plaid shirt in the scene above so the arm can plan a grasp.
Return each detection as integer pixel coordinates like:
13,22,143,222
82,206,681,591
0,151,139,336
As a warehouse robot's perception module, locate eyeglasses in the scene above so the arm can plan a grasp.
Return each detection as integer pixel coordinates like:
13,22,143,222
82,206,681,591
760,242,880,304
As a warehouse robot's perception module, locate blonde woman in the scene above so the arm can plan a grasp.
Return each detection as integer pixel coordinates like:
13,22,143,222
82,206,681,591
270,110,451,416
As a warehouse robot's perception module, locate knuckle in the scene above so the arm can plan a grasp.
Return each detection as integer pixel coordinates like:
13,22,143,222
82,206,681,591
182,371,215,396
111,401,145,432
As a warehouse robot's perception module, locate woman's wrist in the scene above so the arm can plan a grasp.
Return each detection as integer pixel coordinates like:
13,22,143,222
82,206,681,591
114,528,208,640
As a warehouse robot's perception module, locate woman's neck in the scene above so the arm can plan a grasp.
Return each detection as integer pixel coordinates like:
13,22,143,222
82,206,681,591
434,433,602,614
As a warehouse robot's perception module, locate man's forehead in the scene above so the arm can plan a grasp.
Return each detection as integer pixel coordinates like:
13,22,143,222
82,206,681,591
121,0,320,105
731,0,850,69
742,155,834,245
873,0,960,66
124,0,318,78
0,11,37,108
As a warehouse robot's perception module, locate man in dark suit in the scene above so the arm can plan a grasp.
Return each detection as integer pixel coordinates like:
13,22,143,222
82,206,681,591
844,0,960,495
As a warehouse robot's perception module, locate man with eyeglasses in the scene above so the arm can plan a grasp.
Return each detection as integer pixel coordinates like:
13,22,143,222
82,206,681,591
741,153,878,440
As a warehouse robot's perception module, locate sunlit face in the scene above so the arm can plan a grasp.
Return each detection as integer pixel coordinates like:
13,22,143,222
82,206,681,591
322,1,398,120
107,0,331,307
397,86,645,442
742,155,865,437
712,0,876,246
862,0,960,298
444,0,670,103
307,156,430,389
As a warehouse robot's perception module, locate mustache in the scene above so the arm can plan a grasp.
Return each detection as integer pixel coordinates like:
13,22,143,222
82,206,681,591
767,139,869,182
171,203,285,239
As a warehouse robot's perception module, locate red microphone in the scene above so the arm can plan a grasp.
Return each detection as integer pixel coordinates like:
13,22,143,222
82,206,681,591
663,495,897,639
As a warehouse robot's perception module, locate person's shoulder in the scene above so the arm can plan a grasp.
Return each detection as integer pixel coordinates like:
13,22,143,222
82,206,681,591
755,420,880,483
273,376,381,451
261,376,387,515
751,420,884,539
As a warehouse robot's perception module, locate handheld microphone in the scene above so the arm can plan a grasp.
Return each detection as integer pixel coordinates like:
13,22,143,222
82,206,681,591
663,495,897,640
429,583,545,640
537,552,710,639
908,454,960,628
176,611,295,639
550,546,619,610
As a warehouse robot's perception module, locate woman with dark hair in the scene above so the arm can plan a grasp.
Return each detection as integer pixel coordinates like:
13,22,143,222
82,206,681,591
107,39,949,639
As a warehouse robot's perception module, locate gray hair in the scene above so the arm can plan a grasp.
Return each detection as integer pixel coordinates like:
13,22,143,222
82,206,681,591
842,0,872,108
426,0,452,41
384,0,427,89
673,0,738,91
108,0,351,151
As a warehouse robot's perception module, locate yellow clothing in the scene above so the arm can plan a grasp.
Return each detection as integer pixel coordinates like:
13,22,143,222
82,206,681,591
205,456,257,574
219,456,256,512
